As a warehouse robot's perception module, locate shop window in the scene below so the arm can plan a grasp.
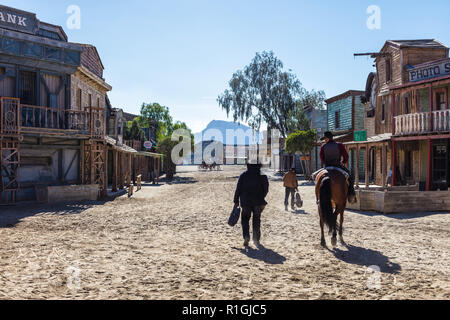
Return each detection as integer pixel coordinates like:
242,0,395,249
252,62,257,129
404,96,410,114
335,111,340,129
436,91,447,110
19,70,37,105
386,59,392,83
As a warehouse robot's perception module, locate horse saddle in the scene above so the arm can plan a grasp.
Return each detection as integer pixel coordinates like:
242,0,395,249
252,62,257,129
312,167,350,185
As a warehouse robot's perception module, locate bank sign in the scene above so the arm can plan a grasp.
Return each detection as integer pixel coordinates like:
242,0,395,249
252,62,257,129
0,5,38,34
409,59,450,83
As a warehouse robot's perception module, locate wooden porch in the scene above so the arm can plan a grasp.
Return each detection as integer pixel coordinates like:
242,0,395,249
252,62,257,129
394,110,450,136
1,97,106,139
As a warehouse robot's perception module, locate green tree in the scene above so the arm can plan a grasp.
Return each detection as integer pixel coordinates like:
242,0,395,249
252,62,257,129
170,121,195,150
285,130,317,179
286,90,326,135
138,103,173,141
156,136,178,180
218,51,306,137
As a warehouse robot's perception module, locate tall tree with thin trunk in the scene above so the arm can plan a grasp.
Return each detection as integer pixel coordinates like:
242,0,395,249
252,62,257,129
218,51,306,138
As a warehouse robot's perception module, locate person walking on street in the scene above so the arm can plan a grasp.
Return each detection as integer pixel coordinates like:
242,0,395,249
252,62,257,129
283,168,298,211
234,163,269,247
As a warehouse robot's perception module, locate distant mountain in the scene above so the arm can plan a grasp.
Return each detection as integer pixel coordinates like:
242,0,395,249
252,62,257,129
194,120,262,145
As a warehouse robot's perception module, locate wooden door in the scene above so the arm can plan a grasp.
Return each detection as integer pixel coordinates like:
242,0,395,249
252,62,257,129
433,141,448,190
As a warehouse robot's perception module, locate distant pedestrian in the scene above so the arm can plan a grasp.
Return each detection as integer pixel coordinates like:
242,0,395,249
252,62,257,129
234,163,269,247
283,168,298,211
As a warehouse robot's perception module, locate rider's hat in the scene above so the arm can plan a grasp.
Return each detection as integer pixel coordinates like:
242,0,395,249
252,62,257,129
321,131,334,141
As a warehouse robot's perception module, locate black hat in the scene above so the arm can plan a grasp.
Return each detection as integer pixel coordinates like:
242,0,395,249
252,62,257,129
321,131,334,141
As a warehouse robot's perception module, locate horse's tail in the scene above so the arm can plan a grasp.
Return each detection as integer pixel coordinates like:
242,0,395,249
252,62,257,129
320,176,336,230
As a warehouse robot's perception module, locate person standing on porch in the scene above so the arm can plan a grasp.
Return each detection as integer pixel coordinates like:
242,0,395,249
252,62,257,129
283,168,298,211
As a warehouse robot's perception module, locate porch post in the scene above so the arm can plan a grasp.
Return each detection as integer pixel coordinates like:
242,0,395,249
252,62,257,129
119,153,124,190
392,93,396,135
128,154,132,187
365,147,370,188
156,157,160,184
102,145,108,198
112,149,118,192
392,140,396,187
429,83,433,131
355,146,360,189
382,144,387,188
426,139,432,191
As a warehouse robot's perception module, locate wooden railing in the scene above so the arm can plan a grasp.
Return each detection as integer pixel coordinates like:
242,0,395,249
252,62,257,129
394,110,450,136
1,97,105,139
21,105,90,133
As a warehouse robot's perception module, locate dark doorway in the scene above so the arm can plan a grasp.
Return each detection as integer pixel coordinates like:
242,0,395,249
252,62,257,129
448,140,450,188
370,148,376,182
433,141,448,191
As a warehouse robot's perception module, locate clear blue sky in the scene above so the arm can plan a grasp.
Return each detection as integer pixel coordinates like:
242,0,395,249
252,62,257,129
5,0,450,132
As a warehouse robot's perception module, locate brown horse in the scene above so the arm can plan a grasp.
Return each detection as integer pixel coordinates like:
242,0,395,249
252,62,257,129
315,170,348,247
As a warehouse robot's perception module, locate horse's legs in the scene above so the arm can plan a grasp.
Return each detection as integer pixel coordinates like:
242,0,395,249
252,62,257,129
339,210,345,244
319,206,326,247
331,208,340,247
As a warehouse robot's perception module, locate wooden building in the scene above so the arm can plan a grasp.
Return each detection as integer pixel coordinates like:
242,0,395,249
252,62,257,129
0,5,161,204
347,39,450,213
322,90,366,179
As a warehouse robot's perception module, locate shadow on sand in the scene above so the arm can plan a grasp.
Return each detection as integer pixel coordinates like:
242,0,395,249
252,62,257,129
347,209,449,221
0,188,133,229
292,209,308,215
162,176,198,185
0,200,108,229
330,243,401,274
233,244,287,265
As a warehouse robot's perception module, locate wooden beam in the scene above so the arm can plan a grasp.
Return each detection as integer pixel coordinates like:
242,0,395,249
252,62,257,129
429,83,434,132
382,144,388,188
393,134,450,142
426,139,433,191
392,93,396,135
103,145,108,198
365,147,370,188
355,146,360,189
392,141,397,187
112,150,118,192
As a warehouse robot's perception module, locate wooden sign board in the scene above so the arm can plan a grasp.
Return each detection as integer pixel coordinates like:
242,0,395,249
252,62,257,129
409,59,450,83
0,5,38,35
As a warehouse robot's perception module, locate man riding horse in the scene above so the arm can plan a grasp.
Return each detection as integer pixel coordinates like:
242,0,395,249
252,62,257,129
314,131,356,247
320,131,357,204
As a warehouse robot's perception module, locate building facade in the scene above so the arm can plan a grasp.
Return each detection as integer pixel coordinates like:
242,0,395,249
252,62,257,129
0,5,160,204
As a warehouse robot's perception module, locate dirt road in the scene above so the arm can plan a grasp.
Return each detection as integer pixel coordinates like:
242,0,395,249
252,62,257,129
0,166,448,300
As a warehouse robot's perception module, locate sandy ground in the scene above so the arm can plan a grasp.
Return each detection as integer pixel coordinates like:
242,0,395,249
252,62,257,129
0,165,449,300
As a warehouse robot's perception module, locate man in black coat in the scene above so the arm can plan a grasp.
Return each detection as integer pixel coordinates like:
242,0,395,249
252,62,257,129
234,164,269,247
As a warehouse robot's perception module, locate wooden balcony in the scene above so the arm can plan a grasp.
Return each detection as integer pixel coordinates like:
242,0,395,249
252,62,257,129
0,97,105,140
394,110,450,136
